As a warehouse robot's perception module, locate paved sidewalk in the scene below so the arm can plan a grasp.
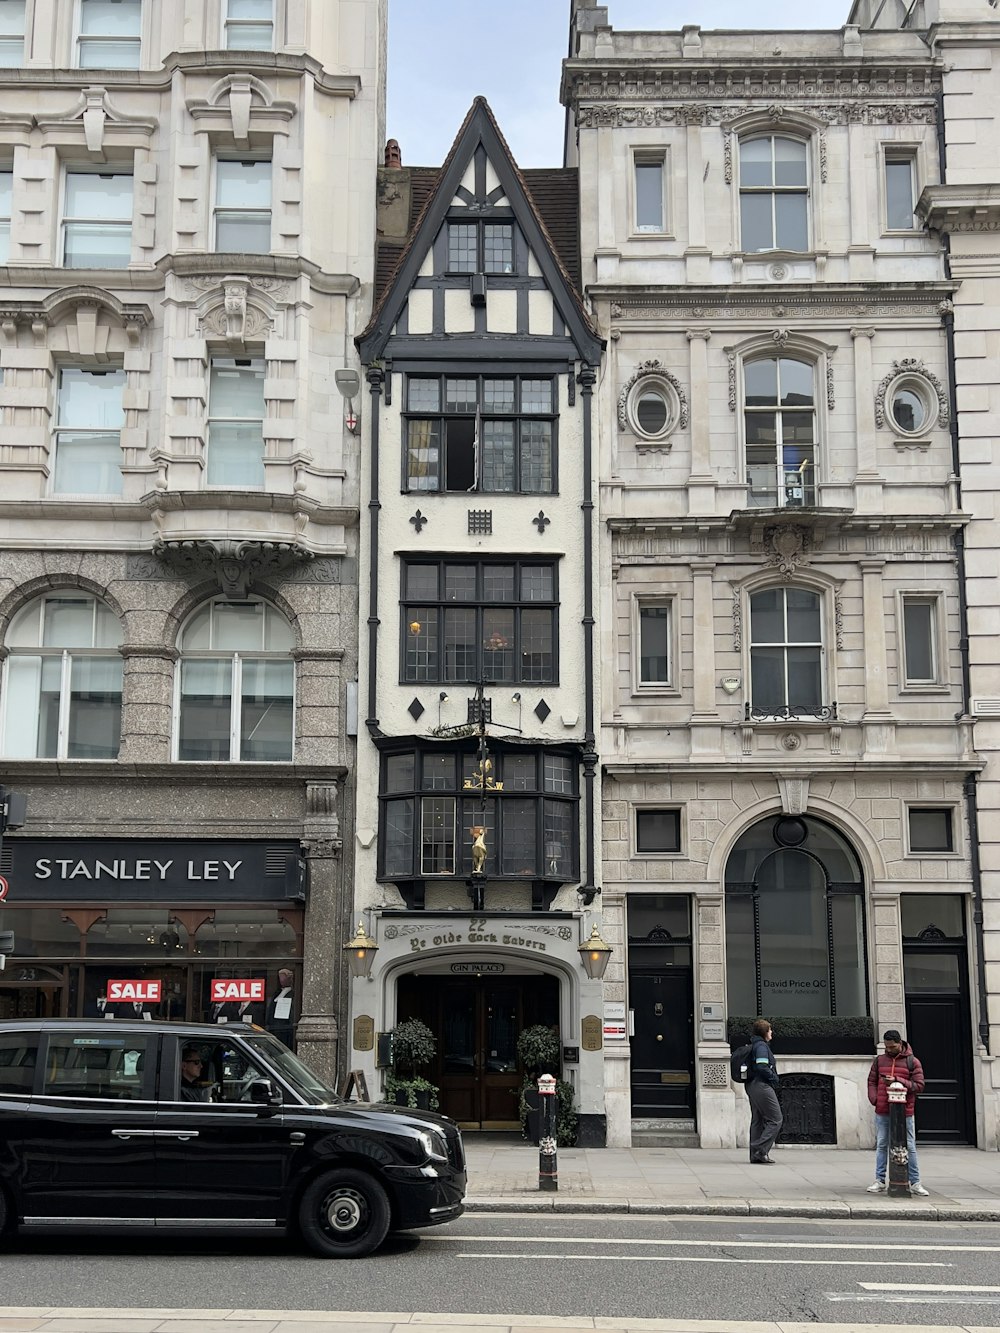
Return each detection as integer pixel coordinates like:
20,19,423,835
464,1142,1000,1219
0,1314,997,1333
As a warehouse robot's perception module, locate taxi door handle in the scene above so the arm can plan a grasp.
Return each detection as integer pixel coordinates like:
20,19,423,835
112,1129,158,1139
161,1131,199,1140
290,1132,305,1145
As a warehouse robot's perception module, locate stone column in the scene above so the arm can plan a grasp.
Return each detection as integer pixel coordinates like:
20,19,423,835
686,330,715,513
118,647,175,763
847,120,875,280
851,326,883,512
689,563,721,762
860,559,896,756
696,893,735,1148
295,780,344,1087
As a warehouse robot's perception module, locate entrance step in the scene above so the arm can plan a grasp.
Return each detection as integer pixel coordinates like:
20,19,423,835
631,1118,700,1148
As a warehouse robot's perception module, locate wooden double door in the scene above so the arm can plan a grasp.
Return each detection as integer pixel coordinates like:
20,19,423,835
397,973,558,1130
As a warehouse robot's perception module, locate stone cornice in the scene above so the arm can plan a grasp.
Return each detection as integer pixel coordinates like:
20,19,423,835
917,184,1000,234
596,283,954,323
562,60,942,110
573,100,937,129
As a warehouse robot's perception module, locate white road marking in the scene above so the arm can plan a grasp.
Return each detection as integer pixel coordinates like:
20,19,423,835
860,1282,1000,1292
426,1232,995,1253
455,1251,948,1267
827,1291,1000,1305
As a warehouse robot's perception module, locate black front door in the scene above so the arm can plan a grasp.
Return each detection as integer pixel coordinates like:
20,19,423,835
629,970,695,1118
904,947,975,1145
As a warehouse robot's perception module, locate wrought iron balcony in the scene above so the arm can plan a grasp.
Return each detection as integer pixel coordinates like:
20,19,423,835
745,702,838,723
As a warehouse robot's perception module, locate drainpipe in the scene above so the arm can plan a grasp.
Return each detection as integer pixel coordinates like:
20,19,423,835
365,364,384,737
578,361,598,906
934,88,990,1051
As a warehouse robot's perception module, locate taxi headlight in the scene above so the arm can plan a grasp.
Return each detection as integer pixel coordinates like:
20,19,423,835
415,1128,449,1162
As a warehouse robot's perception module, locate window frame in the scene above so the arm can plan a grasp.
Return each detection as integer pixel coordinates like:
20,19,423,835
905,805,957,857
632,150,668,236
884,369,936,440
0,593,123,761
400,557,559,687
51,364,126,497
173,598,296,764
0,0,25,69
883,146,921,234
60,166,134,270
741,353,817,509
223,0,274,50
738,132,810,254
0,163,12,264
74,0,142,69
898,591,946,691
213,155,273,255
445,219,516,275
403,372,558,496
206,356,266,489
633,806,683,857
747,584,827,720
378,745,580,884
632,595,677,694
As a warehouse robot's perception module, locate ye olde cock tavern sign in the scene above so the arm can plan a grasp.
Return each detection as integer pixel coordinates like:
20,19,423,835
382,917,576,955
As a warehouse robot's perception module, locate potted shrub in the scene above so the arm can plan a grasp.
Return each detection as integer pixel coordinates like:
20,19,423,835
517,1024,577,1147
384,1017,439,1111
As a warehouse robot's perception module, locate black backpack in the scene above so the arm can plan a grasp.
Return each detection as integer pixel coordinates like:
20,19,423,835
730,1042,753,1085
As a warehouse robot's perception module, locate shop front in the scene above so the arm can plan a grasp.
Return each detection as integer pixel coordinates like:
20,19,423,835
0,838,304,1042
347,911,609,1144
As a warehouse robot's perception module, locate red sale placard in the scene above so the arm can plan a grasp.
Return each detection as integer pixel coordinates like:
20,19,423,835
210,978,265,1003
107,979,162,1003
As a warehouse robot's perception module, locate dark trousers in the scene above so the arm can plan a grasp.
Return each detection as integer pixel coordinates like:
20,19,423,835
747,1078,782,1160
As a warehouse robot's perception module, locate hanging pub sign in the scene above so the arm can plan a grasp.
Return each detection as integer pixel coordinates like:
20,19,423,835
107,979,162,1004
210,978,265,1004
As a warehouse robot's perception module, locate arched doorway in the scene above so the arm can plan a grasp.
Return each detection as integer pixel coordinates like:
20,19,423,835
725,814,869,1032
397,971,559,1130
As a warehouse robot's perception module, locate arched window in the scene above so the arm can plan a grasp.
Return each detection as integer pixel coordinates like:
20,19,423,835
1,594,122,759
748,586,824,719
725,815,867,1023
744,356,815,507
176,599,294,762
739,135,809,252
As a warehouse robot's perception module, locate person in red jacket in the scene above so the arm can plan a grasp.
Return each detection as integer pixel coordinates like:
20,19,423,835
866,1029,928,1195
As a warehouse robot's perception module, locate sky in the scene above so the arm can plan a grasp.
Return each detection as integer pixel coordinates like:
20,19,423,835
386,1,856,169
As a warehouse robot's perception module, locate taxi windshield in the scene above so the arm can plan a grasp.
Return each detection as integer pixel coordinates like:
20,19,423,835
243,1032,339,1104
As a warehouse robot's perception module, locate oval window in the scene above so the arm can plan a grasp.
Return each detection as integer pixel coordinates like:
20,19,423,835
891,387,926,435
636,390,669,435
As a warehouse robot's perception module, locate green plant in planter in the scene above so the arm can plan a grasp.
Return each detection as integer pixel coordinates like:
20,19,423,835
385,1017,439,1110
516,1025,577,1147
726,1014,875,1049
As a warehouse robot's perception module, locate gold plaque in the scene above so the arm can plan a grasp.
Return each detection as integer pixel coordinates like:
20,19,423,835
661,1071,691,1085
353,1014,374,1051
581,1014,602,1051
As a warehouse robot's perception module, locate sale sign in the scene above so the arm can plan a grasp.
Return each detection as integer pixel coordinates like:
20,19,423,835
210,978,265,1003
107,979,162,1003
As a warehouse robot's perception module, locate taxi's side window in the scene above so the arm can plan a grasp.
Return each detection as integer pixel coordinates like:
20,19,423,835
0,1033,39,1095
41,1034,155,1100
178,1040,272,1105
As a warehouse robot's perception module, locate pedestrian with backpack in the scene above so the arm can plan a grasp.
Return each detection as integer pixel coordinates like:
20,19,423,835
866,1029,928,1195
744,1016,782,1163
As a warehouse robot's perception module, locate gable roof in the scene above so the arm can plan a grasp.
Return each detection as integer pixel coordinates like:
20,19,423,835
358,97,602,364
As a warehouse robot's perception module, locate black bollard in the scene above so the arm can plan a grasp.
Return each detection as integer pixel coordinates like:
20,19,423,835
886,1080,911,1199
537,1073,558,1191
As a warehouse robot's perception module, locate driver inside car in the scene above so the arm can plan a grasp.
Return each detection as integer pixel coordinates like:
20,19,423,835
179,1045,213,1102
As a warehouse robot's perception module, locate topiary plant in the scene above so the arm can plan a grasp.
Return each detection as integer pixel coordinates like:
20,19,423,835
516,1024,560,1078
391,1017,436,1076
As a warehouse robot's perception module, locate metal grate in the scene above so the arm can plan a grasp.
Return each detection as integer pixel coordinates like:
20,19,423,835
468,509,493,535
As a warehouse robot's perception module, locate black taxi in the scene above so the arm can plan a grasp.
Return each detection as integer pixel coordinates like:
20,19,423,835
0,1019,465,1257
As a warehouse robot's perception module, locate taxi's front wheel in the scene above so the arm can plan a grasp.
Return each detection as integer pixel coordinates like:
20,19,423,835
298,1168,391,1258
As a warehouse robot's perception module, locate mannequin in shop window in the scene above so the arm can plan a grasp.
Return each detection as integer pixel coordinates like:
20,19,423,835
266,968,296,1048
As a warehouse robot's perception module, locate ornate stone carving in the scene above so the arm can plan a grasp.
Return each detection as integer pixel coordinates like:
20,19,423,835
772,328,790,348
616,358,689,432
152,538,314,598
874,358,949,429
826,351,835,411
732,589,742,651
725,347,737,412
752,524,812,577
819,131,828,184
125,553,179,582
834,590,844,649
573,99,937,131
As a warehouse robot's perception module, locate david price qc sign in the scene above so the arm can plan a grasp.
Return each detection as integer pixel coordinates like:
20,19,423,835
4,840,303,902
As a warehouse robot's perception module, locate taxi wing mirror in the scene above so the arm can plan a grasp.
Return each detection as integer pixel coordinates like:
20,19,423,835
249,1078,282,1115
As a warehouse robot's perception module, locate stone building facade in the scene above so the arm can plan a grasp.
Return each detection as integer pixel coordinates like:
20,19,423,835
565,0,995,1150
0,0,385,1083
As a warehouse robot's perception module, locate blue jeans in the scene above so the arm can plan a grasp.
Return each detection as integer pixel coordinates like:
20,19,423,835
875,1112,919,1184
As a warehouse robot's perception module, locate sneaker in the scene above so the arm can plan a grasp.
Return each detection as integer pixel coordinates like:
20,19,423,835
866,1180,887,1193
911,1182,930,1197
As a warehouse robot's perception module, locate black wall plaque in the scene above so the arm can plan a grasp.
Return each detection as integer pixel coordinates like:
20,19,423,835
777,1073,837,1145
